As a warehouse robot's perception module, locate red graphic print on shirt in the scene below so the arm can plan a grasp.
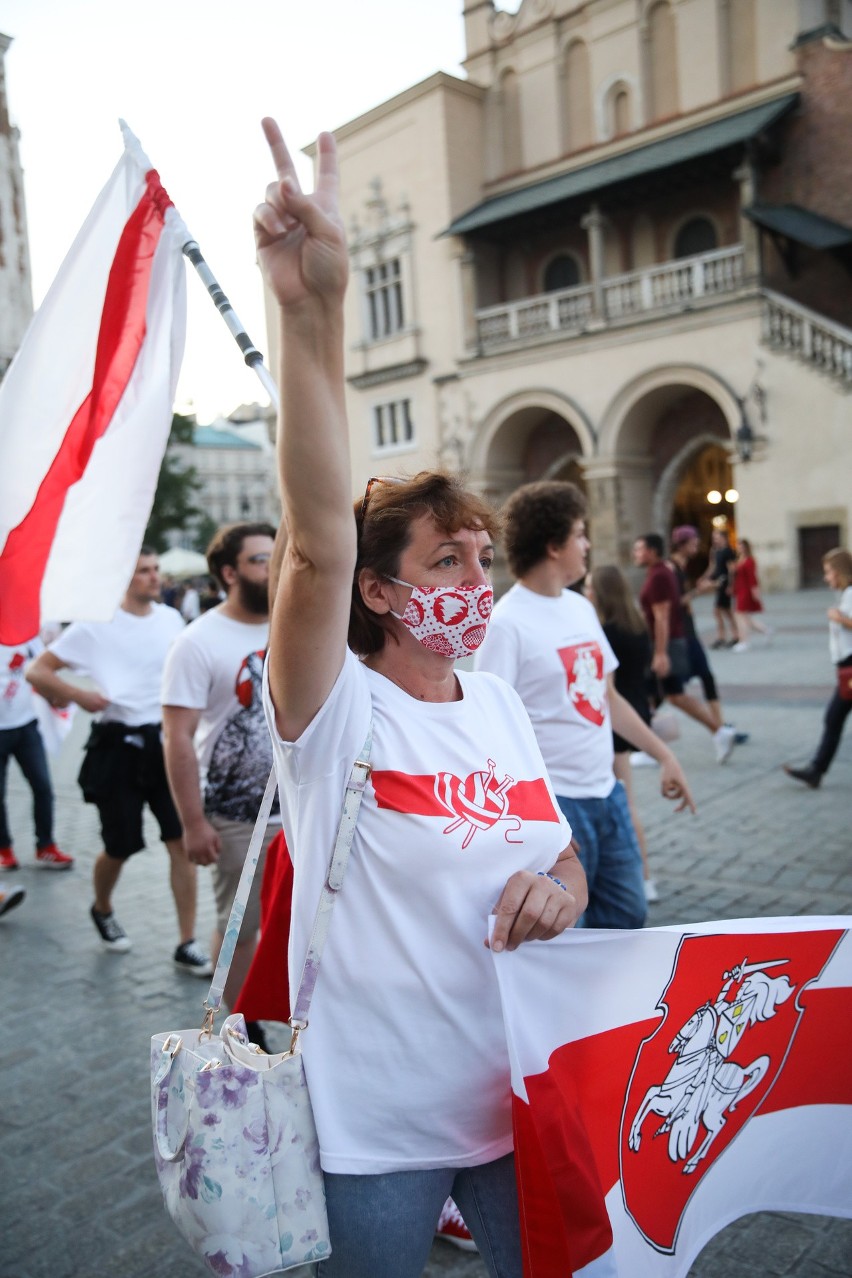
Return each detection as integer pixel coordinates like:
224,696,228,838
4,650,28,702
558,642,607,727
371,763,559,849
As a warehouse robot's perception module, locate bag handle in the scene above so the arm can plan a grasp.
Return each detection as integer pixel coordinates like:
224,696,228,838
202,723,373,1033
291,722,373,1030
153,1037,191,1162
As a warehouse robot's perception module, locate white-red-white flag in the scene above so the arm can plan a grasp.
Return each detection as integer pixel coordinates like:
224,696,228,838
0,124,187,644
491,917,852,1277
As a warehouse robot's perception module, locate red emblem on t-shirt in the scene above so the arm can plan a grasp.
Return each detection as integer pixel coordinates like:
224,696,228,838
371,763,559,849
558,642,607,726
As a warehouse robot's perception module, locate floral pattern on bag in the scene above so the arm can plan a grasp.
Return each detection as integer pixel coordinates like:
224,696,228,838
151,1014,330,1277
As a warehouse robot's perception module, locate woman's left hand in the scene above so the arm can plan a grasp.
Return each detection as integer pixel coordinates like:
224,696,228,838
487,868,585,953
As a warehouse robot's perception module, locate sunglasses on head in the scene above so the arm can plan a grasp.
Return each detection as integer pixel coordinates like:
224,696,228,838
359,475,405,521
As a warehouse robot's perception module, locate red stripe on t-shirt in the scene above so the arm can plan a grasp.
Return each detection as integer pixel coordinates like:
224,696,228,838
371,770,559,822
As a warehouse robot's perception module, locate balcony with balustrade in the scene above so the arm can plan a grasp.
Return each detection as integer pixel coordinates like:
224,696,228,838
473,244,751,355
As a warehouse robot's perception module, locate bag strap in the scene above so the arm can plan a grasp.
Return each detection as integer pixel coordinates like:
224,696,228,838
291,722,373,1028
203,723,373,1029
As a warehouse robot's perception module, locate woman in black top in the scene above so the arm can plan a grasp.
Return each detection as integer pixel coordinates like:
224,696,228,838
587,566,657,901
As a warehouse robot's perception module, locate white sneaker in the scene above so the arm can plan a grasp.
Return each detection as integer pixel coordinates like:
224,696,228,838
732,641,749,653
644,878,659,903
630,751,659,768
713,725,736,763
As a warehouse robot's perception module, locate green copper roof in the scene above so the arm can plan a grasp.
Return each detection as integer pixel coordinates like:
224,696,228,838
445,94,799,237
192,426,262,450
744,203,852,250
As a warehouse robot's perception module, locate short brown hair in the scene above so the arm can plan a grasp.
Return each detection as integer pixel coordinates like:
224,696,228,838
502,481,587,579
206,521,276,590
823,547,852,585
350,472,500,655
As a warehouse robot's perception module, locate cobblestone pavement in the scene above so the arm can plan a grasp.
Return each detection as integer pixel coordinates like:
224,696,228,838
1,591,850,1277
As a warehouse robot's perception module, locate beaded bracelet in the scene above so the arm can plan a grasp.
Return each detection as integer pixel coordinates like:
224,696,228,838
537,870,569,892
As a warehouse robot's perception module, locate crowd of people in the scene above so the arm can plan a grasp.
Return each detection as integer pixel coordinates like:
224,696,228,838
0,116,849,1273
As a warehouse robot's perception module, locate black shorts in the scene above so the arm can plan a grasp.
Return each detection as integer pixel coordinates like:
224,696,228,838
77,722,182,860
714,584,732,611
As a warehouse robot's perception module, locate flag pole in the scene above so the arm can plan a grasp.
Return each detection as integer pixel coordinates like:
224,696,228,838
119,120,280,413
179,240,279,411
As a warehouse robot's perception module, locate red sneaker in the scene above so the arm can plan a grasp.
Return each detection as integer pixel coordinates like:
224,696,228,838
435,1198,477,1252
35,844,75,870
0,846,19,871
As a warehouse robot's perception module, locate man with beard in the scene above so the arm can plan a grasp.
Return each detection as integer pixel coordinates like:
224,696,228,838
162,523,279,1045
26,549,205,967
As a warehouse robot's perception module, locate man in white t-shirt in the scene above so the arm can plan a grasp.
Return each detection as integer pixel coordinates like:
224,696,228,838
27,549,207,971
475,481,694,929
162,522,279,1042
0,636,74,871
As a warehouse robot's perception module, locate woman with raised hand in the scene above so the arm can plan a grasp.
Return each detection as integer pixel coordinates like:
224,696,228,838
254,119,586,1278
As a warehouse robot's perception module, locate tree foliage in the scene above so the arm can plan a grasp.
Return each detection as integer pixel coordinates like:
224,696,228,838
144,413,205,551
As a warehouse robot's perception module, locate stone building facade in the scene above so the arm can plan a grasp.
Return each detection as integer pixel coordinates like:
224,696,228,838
0,33,33,378
278,0,852,588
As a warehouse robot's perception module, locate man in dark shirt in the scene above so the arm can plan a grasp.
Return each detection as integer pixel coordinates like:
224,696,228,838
634,534,736,763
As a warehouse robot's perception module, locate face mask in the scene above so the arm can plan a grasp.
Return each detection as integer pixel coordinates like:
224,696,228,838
388,577,493,659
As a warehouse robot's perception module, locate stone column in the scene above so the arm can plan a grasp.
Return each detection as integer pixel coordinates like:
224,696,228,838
734,160,761,283
581,204,607,324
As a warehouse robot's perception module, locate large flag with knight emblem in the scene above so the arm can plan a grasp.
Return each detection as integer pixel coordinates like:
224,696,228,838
491,916,852,1277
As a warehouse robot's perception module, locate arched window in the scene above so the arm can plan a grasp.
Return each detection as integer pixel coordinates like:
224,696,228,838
543,254,581,292
562,41,592,152
603,80,632,138
647,1,679,121
674,217,718,258
613,87,630,136
500,69,522,174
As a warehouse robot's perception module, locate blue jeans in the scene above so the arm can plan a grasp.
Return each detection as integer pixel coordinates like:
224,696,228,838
557,782,646,929
313,1152,521,1278
0,718,54,850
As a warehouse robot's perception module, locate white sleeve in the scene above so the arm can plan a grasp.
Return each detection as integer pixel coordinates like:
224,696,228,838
161,631,212,710
48,623,97,674
474,614,521,685
263,648,372,787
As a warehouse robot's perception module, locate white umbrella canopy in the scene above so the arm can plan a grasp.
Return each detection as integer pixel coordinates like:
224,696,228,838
157,547,209,579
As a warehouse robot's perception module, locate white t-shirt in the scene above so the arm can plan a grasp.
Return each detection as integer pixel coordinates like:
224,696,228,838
829,585,852,664
264,648,571,1174
162,608,276,823
474,584,618,799
0,637,43,730
49,605,184,726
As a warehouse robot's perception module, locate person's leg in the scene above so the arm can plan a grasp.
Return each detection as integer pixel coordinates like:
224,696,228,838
556,795,598,929
93,851,124,914
0,729,14,851
734,609,750,644
452,1153,523,1278
147,748,197,946
165,839,197,944
811,691,852,776
686,639,723,730
667,690,719,734
13,719,55,848
581,783,646,930
316,1167,454,1278
209,815,274,1007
